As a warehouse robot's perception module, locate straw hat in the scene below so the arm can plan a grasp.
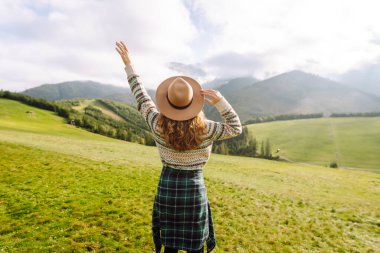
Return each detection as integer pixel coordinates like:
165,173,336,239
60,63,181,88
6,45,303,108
155,76,204,121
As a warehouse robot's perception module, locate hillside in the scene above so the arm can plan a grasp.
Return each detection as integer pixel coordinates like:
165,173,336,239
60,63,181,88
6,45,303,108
226,70,380,121
247,117,380,171
57,98,147,128
53,97,153,145
203,77,258,121
21,80,156,104
103,89,156,105
337,66,380,96
203,76,258,90
0,98,379,252
21,71,380,123
22,81,127,100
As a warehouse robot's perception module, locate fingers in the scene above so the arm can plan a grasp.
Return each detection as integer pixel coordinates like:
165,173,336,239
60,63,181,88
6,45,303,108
200,89,219,98
115,41,132,65
115,46,123,55
115,41,128,55
200,89,223,105
200,89,215,93
115,44,123,55
204,97,213,104
200,89,218,95
115,42,125,54
200,90,213,96
120,41,128,52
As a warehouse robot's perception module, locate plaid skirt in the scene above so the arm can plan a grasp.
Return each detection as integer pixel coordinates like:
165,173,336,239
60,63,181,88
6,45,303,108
152,165,216,253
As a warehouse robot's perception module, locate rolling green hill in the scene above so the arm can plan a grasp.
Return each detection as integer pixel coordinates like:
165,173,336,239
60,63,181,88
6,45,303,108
21,80,156,105
57,98,148,129
53,97,154,145
0,98,379,252
247,117,380,171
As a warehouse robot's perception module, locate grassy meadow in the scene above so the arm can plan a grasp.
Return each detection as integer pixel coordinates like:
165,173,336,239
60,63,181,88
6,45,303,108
246,118,380,172
0,98,380,252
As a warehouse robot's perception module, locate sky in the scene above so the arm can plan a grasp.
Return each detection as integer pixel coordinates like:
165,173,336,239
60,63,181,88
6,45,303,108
1,0,380,91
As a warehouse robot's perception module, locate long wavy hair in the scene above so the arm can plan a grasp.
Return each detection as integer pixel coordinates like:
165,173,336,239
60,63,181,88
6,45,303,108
156,111,207,151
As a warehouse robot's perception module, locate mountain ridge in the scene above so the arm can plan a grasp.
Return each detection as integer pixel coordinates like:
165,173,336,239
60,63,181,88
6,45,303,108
220,70,380,121
20,70,380,122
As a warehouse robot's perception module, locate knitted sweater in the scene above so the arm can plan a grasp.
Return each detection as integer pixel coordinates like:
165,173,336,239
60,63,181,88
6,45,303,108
125,64,242,170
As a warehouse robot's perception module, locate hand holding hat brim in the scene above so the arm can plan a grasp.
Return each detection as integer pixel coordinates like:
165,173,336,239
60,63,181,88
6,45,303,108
200,89,223,105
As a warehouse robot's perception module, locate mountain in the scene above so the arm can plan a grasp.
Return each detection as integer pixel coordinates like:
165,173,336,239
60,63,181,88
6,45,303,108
202,76,258,90
202,78,230,89
21,71,380,123
203,77,259,121
217,76,258,93
21,80,156,104
22,81,128,100
335,62,380,96
104,90,157,105
222,70,380,122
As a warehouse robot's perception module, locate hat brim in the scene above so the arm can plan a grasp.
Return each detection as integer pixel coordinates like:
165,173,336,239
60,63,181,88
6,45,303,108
155,76,204,121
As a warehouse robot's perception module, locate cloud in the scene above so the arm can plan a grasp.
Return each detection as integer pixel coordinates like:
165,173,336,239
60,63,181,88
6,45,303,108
1,0,380,92
0,0,198,91
167,62,207,79
370,32,380,45
203,51,264,79
188,0,380,78
334,58,380,95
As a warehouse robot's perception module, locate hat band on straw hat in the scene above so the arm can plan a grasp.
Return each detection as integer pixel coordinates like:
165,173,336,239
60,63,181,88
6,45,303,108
166,93,193,110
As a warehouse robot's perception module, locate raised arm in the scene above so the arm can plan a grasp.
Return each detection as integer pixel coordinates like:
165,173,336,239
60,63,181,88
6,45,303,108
201,89,242,141
115,41,159,134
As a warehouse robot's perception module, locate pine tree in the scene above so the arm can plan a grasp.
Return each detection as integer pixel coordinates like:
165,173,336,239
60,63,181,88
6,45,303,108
219,142,229,155
260,140,265,157
249,137,257,156
265,138,272,159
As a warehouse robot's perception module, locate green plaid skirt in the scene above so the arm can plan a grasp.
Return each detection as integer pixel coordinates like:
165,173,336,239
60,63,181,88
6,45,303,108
152,165,216,252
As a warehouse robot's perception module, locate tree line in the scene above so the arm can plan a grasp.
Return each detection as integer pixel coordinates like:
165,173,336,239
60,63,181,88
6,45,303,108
244,113,323,125
4,89,379,161
0,90,155,146
244,111,380,125
0,90,278,160
330,112,380,117
212,126,279,160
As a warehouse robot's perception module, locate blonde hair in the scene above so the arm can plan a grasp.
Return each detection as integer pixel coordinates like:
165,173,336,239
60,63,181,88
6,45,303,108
156,111,207,151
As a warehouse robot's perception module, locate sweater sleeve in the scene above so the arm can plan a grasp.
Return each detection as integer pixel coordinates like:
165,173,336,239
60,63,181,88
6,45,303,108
124,64,159,135
206,96,242,141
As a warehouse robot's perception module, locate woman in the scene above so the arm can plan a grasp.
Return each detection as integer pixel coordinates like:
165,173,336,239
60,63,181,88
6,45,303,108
115,41,242,253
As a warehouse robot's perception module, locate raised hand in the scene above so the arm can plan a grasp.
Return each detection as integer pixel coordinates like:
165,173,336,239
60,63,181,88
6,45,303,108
200,89,223,105
115,41,131,65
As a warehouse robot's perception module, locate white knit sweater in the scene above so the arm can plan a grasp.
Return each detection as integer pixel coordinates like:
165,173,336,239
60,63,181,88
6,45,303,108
125,64,242,170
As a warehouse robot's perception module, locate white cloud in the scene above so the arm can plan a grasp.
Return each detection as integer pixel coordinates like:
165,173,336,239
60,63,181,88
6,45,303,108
191,0,380,79
334,57,380,95
1,0,380,92
0,0,198,91
167,62,207,78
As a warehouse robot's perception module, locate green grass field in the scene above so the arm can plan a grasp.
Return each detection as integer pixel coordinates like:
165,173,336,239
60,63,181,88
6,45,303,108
247,118,380,171
1,98,380,252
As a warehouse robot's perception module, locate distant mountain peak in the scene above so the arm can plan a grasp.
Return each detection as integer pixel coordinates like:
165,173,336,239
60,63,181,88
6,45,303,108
279,69,320,78
21,72,380,123
260,70,340,87
22,80,130,101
